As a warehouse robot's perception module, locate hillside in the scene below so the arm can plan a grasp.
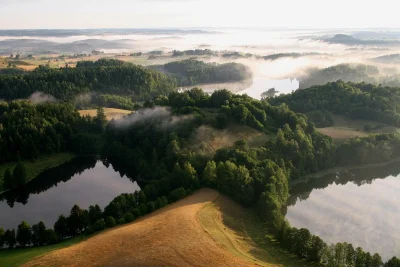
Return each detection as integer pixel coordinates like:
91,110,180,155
22,189,309,267
23,189,252,267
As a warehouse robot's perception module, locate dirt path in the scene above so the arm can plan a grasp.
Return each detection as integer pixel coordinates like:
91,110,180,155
24,189,255,267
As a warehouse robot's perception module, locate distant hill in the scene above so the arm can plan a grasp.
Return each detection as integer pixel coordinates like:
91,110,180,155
372,54,400,64
322,34,400,46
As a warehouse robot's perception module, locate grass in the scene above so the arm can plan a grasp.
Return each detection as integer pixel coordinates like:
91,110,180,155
316,114,399,142
191,124,269,155
0,236,86,267
79,108,133,121
0,152,75,190
198,194,313,267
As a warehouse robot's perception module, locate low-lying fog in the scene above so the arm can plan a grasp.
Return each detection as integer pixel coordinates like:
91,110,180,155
1,28,400,98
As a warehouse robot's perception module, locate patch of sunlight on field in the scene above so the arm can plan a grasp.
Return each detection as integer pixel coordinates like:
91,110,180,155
198,195,313,267
79,108,133,121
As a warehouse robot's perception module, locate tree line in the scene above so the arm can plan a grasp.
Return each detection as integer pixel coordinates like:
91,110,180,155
0,102,107,190
151,59,252,86
0,59,177,101
0,101,103,164
0,182,189,249
270,80,400,127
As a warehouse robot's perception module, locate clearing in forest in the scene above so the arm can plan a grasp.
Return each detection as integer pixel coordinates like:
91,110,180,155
78,108,132,121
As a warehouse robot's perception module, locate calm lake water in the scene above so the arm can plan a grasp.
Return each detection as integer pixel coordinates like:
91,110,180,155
191,76,299,100
286,162,400,260
0,157,140,230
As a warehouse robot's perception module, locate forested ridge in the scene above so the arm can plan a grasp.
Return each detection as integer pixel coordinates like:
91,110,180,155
299,63,400,89
270,80,400,127
151,58,252,86
0,59,178,101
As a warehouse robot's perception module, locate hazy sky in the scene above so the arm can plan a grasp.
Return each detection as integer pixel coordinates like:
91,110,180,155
1,0,399,29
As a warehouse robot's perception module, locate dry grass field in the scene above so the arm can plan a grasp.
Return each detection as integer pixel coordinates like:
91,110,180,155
23,189,254,267
23,189,310,267
79,108,132,121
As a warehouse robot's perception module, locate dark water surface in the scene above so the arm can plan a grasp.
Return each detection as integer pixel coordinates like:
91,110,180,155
286,161,400,260
0,157,140,229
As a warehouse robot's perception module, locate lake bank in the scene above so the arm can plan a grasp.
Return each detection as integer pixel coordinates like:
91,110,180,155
0,153,76,191
290,156,400,187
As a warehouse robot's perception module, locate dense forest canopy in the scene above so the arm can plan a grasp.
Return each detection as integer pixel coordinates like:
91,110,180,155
299,64,378,89
0,59,177,101
299,63,400,89
1,87,400,265
151,59,252,86
0,101,101,164
270,81,400,127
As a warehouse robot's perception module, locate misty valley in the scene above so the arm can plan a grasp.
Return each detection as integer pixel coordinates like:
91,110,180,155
2,27,400,267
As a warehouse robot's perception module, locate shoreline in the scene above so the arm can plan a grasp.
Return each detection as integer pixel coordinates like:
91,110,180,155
290,156,400,187
0,153,76,193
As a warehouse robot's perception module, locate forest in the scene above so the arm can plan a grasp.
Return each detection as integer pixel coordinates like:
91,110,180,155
152,59,252,85
269,81,400,127
1,75,400,265
0,59,178,101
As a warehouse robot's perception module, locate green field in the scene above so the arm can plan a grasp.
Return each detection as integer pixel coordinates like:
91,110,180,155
199,195,313,267
316,114,399,143
0,236,85,267
0,153,76,190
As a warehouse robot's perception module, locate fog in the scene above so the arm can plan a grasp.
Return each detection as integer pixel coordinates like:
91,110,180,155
114,107,192,129
2,28,400,98
28,91,57,104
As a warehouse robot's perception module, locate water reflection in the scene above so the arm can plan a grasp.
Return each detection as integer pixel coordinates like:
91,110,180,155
0,157,141,229
286,161,400,260
190,76,299,100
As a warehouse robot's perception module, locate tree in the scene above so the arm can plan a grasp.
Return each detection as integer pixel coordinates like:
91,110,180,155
88,205,103,225
32,221,46,246
68,205,86,235
0,227,4,248
3,168,14,189
123,212,135,223
105,216,116,228
54,215,68,239
169,187,186,202
385,257,400,267
182,161,199,189
94,107,107,132
202,161,217,186
16,221,32,247
13,162,28,187
4,229,16,248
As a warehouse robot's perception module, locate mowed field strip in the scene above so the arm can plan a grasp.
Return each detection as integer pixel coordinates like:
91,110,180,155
23,189,254,267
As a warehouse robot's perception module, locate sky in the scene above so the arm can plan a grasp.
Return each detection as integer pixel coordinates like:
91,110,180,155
1,0,399,29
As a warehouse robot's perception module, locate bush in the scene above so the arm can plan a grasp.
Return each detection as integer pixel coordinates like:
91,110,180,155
168,187,187,202
147,202,155,213
93,220,105,232
117,218,125,225
123,212,135,223
105,216,116,228
132,208,140,218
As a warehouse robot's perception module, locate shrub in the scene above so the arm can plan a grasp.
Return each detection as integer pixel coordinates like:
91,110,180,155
105,216,116,228
168,187,187,202
123,212,135,223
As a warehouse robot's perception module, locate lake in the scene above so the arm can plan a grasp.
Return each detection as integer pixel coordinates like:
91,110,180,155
190,76,299,100
0,157,141,230
286,161,400,260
